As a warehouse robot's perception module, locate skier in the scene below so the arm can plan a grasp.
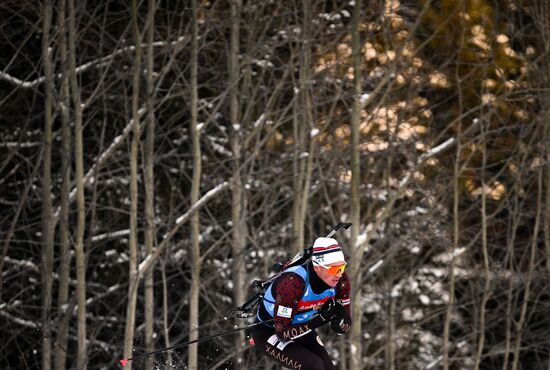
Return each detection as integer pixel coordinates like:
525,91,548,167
251,237,352,370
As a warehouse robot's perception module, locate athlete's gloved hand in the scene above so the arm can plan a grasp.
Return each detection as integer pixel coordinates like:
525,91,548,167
331,314,351,335
308,298,345,330
319,298,342,322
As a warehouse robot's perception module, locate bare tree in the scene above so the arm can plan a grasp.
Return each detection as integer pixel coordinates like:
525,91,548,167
229,0,247,361
40,2,55,369
511,168,542,370
122,1,143,369
54,1,73,368
188,0,201,368
349,0,363,368
290,0,316,254
143,1,157,370
473,119,490,370
67,0,88,367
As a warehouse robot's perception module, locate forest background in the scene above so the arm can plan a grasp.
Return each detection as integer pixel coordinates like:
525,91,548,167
1,0,550,369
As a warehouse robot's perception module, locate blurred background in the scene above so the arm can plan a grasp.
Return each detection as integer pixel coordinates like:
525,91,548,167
1,0,549,369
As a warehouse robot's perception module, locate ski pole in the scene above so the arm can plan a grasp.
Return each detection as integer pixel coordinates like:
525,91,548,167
119,319,273,367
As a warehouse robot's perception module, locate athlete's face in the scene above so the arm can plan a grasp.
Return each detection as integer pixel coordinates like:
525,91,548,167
313,262,344,287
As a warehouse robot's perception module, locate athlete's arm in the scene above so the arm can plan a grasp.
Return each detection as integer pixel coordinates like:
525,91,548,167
332,272,352,334
271,273,331,341
271,273,305,340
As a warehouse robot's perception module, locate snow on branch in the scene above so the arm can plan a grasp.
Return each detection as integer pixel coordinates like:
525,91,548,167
3,257,106,290
138,181,230,276
0,36,188,89
0,310,39,329
0,309,112,352
418,137,455,163
174,182,230,226
352,137,456,262
52,106,147,224
399,138,455,187
0,141,41,148
91,229,130,243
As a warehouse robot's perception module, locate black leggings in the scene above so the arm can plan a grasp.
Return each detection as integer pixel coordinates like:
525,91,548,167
251,324,336,370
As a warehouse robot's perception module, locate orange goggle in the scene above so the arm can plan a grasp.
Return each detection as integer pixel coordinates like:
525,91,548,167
324,264,346,275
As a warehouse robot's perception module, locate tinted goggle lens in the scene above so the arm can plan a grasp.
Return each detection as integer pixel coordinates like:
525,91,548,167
325,264,346,275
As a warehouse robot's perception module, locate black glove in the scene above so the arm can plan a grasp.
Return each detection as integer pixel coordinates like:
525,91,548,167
308,299,346,330
319,298,344,322
331,315,351,335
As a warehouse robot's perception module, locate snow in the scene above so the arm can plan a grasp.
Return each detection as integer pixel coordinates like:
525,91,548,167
418,138,455,162
402,307,423,321
174,182,228,225
419,295,430,305
320,13,342,21
0,142,40,148
426,356,442,369
92,229,130,243
368,259,384,274
117,253,129,263
253,113,266,128
252,59,274,68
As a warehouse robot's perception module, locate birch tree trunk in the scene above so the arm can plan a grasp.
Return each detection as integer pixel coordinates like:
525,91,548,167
536,1,550,293
291,0,315,254
144,1,157,369
188,0,201,368
349,0,363,368
501,183,520,370
473,120,490,370
545,109,550,283
511,168,542,370
54,1,72,367
161,259,173,366
298,0,315,248
291,80,306,254
68,0,88,367
229,0,247,361
122,2,143,369
41,2,55,369
443,120,460,370
385,290,396,370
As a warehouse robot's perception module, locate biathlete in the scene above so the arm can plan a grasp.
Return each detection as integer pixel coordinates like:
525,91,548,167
251,237,352,370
